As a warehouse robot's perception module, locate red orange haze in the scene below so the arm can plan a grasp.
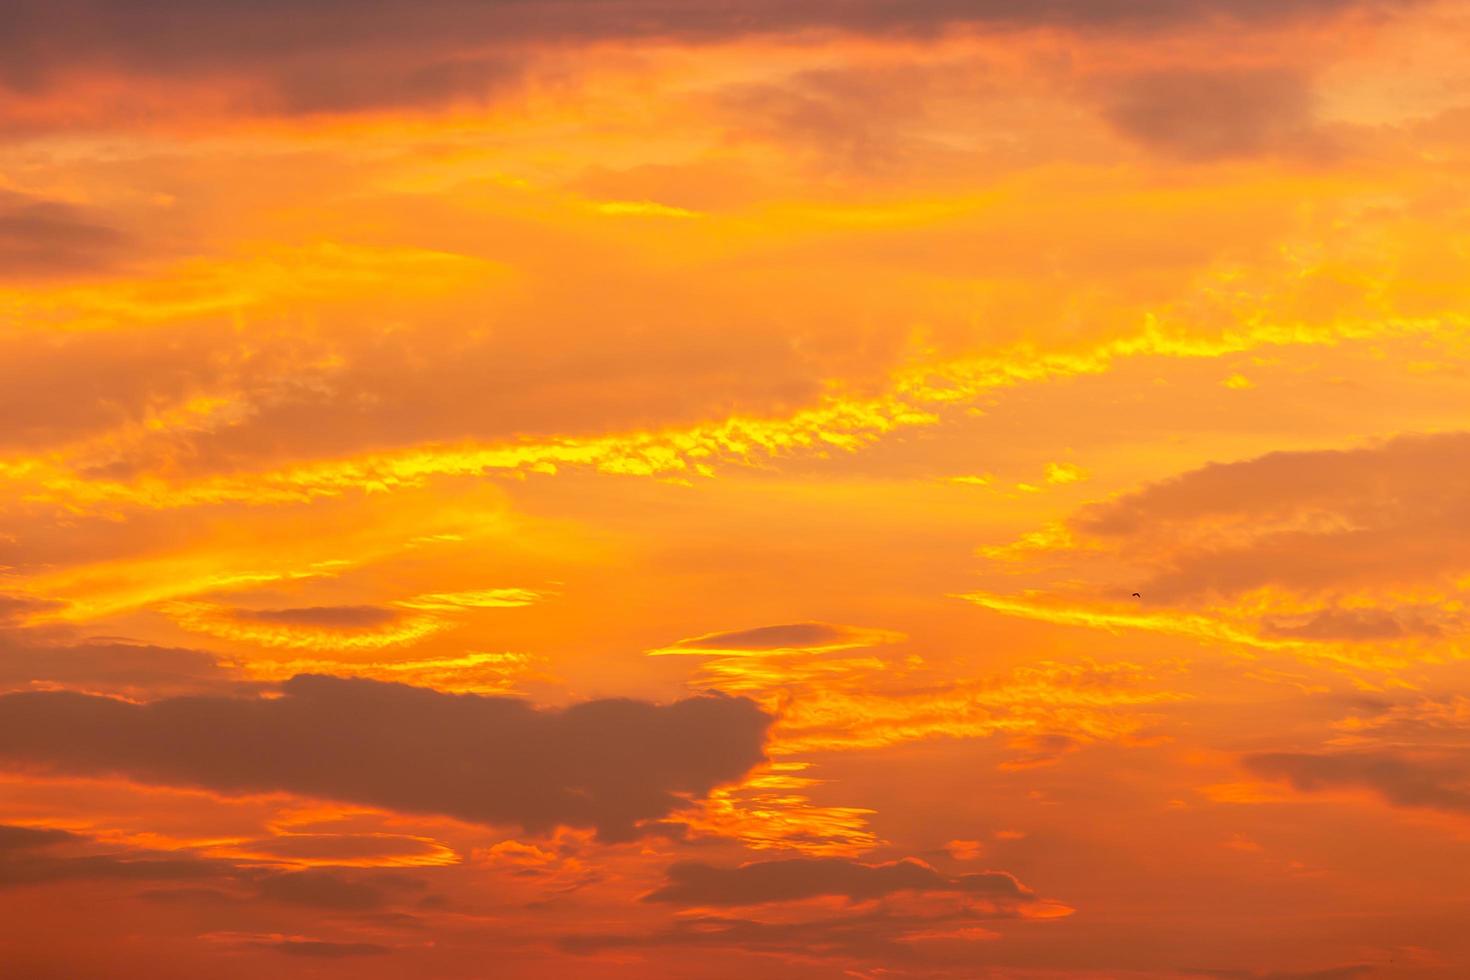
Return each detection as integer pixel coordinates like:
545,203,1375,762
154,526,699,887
2,2,1470,977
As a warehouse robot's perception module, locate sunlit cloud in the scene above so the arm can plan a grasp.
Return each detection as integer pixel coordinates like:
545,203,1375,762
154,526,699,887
204,833,460,869
395,588,546,611
652,622,904,656
164,601,447,651
244,651,548,694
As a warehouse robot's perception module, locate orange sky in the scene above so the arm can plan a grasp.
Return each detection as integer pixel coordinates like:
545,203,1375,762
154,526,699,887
2,1,1470,977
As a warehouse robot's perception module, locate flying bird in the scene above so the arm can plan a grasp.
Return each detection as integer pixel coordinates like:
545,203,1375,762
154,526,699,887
1131,592,1141,598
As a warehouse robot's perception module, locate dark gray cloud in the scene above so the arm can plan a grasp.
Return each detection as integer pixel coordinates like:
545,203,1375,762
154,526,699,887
0,674,771,839
0,191,125,277
233,605,402,629
1244,750,1470,812
0,0,1416,115
1098,68,1318,160
645,857,1032,906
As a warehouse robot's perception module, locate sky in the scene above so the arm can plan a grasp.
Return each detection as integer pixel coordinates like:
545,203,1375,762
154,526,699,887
1,1,1470,977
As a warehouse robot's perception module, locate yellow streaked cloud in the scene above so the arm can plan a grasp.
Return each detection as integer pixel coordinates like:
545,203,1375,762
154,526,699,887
162,601,447,651
676,762,881,856
396,588,546,611
958,591,1303,653
245,651,548,694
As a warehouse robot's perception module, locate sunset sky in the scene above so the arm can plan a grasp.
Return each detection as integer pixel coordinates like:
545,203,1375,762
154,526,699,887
3,1,1470,977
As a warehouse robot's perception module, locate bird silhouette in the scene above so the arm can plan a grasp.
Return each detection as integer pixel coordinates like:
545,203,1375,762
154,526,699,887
1131,592,1141,598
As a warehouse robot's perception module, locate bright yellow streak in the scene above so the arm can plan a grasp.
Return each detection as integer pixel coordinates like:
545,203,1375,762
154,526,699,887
6,310,1453,517
958,592,1304,652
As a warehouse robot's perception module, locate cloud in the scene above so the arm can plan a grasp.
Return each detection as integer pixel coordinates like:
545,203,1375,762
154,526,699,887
0,191,126,277
166,601,445,651
979,432,1470,663
1330,696,1470,748
658,622,900,654
0,674,771,840
396,589,544,611
1259,608,1439,641
644,857,1032,906
246,651,547,696
1081,432,1470,598
1098,68,1318,160
165,592,543,652
1243,750,1470,813
233,605,403,629
216,832,457,868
